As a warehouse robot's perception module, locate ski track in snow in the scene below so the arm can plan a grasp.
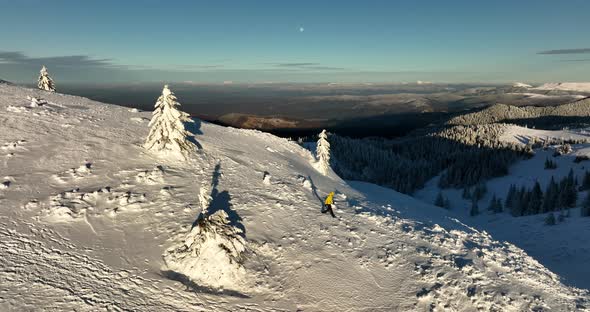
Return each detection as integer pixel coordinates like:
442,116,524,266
0,84,588,311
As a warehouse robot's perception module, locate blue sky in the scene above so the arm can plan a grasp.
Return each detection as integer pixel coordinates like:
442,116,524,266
1,0,590,83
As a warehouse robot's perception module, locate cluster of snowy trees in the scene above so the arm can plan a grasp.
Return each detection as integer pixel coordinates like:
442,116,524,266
34,67,199,159
505,170,583,218
460,183,492,216
330,124,529,194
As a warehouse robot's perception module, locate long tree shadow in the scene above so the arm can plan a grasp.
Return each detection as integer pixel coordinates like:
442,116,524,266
185,118,203,149
193,163,245,236
161,270,250,298
306,175,324,205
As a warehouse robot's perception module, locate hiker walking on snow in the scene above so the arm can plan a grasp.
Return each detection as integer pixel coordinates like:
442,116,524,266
322,192,336,218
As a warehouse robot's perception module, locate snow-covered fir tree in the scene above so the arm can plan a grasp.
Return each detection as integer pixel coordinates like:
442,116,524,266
37,65,55,92
164,206,246,288
144,85,197,159
316,129,331,175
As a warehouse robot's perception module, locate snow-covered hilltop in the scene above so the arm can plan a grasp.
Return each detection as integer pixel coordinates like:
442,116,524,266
534,82,590,93
513,82,533,88
0,84,588,311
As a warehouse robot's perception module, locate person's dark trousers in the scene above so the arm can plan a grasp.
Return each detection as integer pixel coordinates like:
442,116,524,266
322,204,336,218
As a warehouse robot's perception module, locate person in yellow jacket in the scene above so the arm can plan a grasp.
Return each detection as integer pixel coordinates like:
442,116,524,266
321,192,336,218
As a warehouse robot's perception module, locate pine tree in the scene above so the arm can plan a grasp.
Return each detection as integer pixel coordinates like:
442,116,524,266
434,191,445,207
316,129,331,175
543,176,558,213
488,194,497,213
528,181,543,215
462,187,471,199
37,65,55,92
495,198,503,213
505,184,516,209
582,192,590,217
581,171,590,191
144,85,197,158
470,199,479,216
472,183,487,201
545,212,556,225
443,198,451,210
564,169,578,208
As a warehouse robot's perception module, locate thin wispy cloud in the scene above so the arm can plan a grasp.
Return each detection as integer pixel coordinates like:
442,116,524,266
275,62,320,67
537,48,590,55
0,51,226,71
0,51,117,68
269,62,345,71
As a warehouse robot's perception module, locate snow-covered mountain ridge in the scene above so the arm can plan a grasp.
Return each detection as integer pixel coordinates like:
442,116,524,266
0,84,588,311
534,83,590,93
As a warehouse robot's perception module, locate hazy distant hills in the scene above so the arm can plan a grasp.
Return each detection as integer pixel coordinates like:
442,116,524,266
45,81,590,137
217,113,323,131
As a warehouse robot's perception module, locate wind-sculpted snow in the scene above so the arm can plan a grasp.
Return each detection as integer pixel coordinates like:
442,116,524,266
0,84,588,311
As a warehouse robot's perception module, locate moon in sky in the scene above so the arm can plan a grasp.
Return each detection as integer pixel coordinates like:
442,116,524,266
299,27,304,32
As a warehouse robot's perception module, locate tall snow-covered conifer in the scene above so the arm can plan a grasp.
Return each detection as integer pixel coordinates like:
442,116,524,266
37,65,55,92
144,85,197,158
316,129,331,175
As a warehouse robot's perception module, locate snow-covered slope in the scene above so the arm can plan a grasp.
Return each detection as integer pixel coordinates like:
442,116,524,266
0,84,588,311
416,125,590,290
500,124,590,145
534,82,590,93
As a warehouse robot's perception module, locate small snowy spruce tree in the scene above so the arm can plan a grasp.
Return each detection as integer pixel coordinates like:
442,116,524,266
163,209,246,288
163,179,247,289
316,129,331,175
144,85,197,158
37,65,55,92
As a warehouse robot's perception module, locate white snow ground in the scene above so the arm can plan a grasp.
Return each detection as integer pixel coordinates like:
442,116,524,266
0,84,589,311
416,125,590,291
500,124,590,145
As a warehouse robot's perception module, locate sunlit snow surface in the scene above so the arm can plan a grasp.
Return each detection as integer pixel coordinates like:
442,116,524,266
0,84,588,311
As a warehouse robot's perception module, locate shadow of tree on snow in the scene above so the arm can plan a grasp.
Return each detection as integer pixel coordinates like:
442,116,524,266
192,162,245,236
